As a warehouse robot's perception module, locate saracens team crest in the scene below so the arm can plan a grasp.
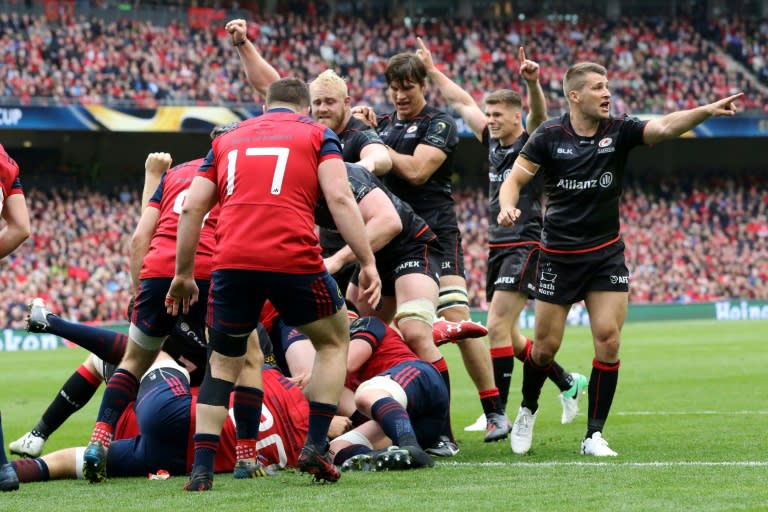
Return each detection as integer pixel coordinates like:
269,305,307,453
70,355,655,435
597,137,615,154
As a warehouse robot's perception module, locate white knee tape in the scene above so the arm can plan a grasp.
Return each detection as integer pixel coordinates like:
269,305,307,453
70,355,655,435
90,355,107,381
437,286,469,314
394,298,435,327
75,447,85,479
333,429,373,449
129,323,167,351
355,375,408,408
142,358,190,384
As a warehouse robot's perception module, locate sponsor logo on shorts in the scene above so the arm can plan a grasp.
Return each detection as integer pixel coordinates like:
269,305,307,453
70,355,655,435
610,275,630,284
494,276,517,285
396,260,422,272
538,271,557,296
441,261,453,270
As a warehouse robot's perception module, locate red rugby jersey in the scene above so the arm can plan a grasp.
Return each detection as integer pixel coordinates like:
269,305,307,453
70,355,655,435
197,110,343,274
0,144,24,212
141,158,219,280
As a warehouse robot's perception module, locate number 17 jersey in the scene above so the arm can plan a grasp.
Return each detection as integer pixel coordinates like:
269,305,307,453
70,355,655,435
198,110,344,274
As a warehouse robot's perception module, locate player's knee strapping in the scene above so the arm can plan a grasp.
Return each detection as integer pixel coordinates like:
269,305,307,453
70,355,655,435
437,286,469,316
208,329,249,357
394,298,435,328
128,324,168,351
90,355,117,383
198,331,249,406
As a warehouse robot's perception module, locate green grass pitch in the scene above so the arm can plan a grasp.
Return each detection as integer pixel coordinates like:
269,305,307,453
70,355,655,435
1,319,767,511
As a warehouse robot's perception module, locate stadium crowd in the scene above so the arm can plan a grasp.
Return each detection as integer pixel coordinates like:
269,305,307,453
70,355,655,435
0,11,766,113
0,187,136,329
457,176,768,309
0,176,764,329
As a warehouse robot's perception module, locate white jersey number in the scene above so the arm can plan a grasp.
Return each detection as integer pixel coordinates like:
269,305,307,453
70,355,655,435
172,189,210,224
226,147,290,196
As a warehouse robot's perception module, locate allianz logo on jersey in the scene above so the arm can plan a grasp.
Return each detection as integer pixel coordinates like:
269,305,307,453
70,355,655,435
556,171,614,190
597,137,616,154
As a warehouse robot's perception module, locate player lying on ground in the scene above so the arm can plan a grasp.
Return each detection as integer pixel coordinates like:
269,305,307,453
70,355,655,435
9,298,208,459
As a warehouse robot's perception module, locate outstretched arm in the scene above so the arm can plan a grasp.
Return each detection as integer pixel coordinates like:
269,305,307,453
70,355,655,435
416,37,486,142
226,18,280,97
643,93,743,145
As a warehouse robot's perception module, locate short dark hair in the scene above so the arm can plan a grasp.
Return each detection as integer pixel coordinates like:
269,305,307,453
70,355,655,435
563,62,607,94
385,53,427,86
266,77,310,109
484,89,522,109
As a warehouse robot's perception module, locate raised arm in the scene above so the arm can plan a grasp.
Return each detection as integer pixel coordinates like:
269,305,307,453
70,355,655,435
643,93,743,145
416,37,486,141
226,19,280,97
140,152,172,212
519,47,547,133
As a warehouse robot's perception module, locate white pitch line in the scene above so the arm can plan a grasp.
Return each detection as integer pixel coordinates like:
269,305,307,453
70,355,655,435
614,410,768,416
440,461,768,468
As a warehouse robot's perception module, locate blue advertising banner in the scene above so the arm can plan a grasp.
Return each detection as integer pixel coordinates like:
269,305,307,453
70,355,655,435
2,105,767,137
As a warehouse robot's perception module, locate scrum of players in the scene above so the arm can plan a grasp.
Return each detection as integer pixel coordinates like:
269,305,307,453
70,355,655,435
2,16,742,493
0,18,586,493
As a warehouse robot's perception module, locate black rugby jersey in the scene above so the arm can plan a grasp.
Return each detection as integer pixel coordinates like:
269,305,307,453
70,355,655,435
520,113,646,251
319,117,385,253
316,162,431,254
376,105,458,219
483,127,543,245
339,116,385,162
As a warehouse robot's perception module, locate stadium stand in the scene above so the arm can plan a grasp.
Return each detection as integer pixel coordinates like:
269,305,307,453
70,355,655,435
0,11,766,113
0,6,765,327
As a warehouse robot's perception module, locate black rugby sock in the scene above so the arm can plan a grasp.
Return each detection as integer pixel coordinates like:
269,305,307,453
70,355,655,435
586,359,620,438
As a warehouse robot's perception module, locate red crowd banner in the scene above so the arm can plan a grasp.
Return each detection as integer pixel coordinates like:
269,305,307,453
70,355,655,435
43,0,75,21
188,7,226,29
